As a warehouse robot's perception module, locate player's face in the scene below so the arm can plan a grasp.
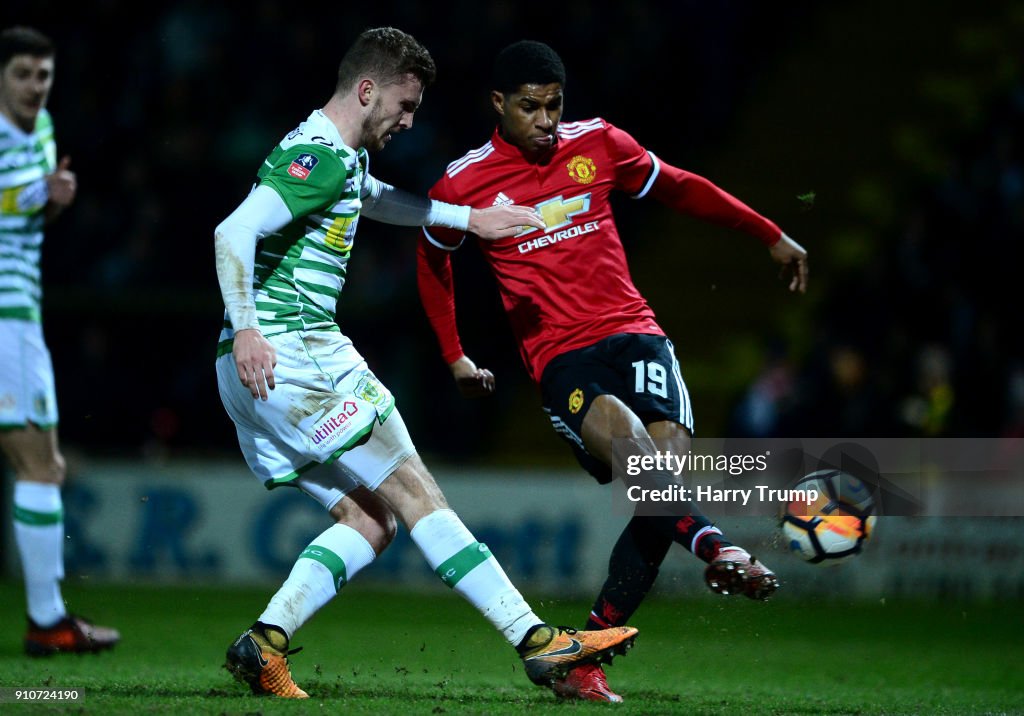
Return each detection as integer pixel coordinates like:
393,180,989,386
0,54,54,133
492,83,563,157
361,74,423,152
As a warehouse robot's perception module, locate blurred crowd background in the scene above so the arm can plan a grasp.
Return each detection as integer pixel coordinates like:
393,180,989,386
2,0,1021,467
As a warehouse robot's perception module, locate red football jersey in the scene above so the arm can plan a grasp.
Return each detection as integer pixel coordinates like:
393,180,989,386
418,118,780,383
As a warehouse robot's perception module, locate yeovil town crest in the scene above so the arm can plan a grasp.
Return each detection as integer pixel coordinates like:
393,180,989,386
567,155,597,184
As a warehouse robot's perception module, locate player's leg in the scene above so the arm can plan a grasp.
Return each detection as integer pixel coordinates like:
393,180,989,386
374,450,544,647
540,337,706,630
2,427,66,626
574,336,777,605
0,321,118,656
363,421,637,686
255,485,396,640
539,335,771,700
226,480,397,700
538,339,659,701
578,394,740,615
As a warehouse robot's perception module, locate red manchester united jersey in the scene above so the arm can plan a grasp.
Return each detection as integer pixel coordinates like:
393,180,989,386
418,118,781,383
421,119,665,382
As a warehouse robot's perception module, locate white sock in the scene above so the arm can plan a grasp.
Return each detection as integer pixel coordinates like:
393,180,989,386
259,523,375,639
410,509,542,647
13,482,67,627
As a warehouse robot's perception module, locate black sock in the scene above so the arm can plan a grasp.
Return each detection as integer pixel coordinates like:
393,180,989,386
660,514,732,563
585,517,671,629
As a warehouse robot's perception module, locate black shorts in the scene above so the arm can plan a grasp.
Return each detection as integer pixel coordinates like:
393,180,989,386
540,333,694,483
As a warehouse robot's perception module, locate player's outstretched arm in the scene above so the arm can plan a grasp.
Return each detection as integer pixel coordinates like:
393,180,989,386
468,205,544,239
361,177,542,238
769,233,808,293
449,355,496,398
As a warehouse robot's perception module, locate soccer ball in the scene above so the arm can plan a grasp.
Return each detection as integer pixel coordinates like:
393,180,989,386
780,469,877,564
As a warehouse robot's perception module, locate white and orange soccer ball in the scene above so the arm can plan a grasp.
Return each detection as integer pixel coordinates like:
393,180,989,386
780,470,877,564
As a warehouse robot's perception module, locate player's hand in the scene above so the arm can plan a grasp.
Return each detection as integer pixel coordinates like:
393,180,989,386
449,355,495,398
233,328,277,401
45,156,77,209
468,205,544,240
770,233,808,294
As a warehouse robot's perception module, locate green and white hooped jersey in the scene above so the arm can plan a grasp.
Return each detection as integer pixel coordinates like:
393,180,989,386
0,109,56,323
218,110,371,355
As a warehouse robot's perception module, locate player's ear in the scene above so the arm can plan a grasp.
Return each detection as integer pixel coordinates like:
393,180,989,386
357,78,376,107
490,90,506,116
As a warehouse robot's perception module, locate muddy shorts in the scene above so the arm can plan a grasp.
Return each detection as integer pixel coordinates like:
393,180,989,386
216,329,414,510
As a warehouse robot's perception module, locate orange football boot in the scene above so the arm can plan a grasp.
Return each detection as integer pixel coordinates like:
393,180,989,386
520,625,638,686
225,626,308,698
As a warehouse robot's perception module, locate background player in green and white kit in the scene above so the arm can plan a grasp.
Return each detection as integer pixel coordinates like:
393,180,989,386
214,27,637,700
0,26,119,656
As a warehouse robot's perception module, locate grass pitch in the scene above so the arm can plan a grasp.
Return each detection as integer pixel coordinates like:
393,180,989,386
0,580,1021,715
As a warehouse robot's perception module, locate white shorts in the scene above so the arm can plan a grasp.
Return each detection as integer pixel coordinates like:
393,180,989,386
216,329,415,509
0,319,58,430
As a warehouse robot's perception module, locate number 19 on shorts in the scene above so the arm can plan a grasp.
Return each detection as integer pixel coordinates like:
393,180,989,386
632,360,668,398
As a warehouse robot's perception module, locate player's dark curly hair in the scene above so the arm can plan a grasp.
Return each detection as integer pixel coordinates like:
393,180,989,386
492,40,566,93
0,26,55,69
336,27,436,93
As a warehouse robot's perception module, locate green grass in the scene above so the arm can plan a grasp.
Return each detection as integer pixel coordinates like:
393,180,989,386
0,581,1021,714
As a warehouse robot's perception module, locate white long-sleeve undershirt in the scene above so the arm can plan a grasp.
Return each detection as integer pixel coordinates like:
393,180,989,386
214,185,292,332
361,174,471,230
